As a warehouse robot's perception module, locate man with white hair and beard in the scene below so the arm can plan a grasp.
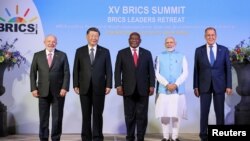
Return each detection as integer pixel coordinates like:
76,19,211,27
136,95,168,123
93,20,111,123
155,37,188,141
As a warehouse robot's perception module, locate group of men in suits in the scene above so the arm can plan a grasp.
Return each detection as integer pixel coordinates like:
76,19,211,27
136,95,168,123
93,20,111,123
30,26,232,141
30,28,154,141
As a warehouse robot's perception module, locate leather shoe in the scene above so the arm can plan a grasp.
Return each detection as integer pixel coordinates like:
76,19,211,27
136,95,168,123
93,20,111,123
162,138,173,141
173,139,180,141
161,139,173,141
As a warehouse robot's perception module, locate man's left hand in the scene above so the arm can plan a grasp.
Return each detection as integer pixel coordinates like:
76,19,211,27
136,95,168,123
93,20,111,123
60,89,67,97
105,88,111,95
149,87,154,96
226,88,232,95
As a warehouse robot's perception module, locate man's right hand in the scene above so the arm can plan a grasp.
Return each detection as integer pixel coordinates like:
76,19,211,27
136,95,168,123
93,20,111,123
194,88,200,97
32,90,39,97
116,86,123,96
74,87,80,94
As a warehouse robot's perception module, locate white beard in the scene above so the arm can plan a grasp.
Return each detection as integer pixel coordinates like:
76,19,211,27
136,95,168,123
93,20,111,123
166,47,175,52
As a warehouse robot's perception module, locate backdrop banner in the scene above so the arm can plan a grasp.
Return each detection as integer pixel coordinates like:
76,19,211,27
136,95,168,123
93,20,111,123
0,0,248,134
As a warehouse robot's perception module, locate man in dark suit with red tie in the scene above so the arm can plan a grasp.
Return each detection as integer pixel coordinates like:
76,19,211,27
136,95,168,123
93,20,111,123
30,35,70,141
193,27,232,141
73,27,112,141
115,32,155,141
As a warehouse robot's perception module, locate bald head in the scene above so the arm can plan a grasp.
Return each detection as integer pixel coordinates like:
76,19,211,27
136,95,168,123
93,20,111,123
44,34,57,52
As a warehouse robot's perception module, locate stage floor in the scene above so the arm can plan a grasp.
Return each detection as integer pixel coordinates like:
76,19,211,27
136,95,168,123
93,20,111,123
0,133,199,141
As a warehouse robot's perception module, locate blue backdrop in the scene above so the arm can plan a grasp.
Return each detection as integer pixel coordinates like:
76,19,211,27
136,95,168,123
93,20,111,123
0,0,249,134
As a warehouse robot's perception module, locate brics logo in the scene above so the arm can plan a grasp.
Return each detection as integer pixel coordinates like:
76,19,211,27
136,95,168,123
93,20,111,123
0,4,38,34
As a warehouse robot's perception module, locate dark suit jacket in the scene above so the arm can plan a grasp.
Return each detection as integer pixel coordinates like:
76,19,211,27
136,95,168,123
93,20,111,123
115,47,155,96
193,44,232,94
30,49,70,97
73,45,112,95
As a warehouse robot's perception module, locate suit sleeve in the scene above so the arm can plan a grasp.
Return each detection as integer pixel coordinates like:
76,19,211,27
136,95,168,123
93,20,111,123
193,48,199,89
30,53,38,92
105,50,113,88
114,51,122,88
62,53,70,91
73,49,80,88
148,51,155,87
225,48,232,88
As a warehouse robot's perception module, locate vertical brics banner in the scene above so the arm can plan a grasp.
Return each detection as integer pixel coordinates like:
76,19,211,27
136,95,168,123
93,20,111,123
0,0,250,134
0,0,44,133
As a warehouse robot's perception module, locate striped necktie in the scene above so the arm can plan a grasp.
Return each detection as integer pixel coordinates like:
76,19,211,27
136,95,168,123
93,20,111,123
209,46,215,66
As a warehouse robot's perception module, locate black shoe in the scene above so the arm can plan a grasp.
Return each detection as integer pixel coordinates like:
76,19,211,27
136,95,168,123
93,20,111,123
161,139,167,141
173,139,180,141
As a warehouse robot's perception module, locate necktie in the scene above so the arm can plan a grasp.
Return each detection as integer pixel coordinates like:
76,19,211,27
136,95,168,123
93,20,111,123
90,48,95,64
209,46,215,66
133,48,138,66
47,53,52,67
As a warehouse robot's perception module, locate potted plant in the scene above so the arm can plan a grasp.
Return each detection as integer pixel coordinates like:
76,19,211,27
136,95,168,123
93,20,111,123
229,37,250,125
0,38,26,96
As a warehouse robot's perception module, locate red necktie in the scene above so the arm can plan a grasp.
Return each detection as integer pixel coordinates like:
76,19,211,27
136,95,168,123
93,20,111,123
133,48,138,66
47,53,52,67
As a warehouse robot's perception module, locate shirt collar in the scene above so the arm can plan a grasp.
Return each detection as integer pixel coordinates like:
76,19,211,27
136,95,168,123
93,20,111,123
130,47,139,51
206,43,217,48
46,49,55,55
88,45,97,51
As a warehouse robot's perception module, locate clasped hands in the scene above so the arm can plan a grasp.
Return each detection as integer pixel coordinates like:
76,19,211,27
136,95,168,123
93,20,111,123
166,83,177,93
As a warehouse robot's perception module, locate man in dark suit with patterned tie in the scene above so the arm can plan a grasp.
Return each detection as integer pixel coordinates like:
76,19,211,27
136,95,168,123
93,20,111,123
30,35,70,141
193,27,232,141
73,27,112,141
115,32,155,141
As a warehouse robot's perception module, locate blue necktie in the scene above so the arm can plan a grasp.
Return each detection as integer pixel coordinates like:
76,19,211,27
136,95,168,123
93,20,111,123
209,46,215,66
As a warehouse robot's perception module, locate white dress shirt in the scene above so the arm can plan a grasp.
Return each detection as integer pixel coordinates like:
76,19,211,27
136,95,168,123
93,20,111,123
88,45,97,57
206,43,217,62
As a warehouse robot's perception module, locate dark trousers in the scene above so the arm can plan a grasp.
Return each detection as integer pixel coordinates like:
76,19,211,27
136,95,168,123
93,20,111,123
123,88,149,141
80,84,105,141
39,92,65,141
199,87,225,141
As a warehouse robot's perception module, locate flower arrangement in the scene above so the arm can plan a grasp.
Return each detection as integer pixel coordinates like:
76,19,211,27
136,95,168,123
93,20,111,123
230,37,250,63
0,38,26,70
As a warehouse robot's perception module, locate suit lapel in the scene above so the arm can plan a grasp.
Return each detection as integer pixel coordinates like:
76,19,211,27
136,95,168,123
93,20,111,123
137,48,144,67
41,50,50,69
201,45,211,66
93,46,101,65
215,45,222,65
50,49,58,69
82,46,91,65
126,48,136,68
